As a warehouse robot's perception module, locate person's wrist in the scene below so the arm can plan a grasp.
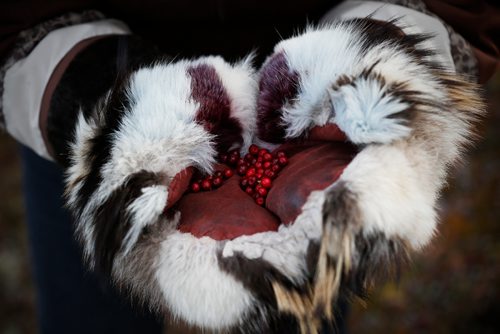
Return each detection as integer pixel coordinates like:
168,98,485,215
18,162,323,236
40,35,112,160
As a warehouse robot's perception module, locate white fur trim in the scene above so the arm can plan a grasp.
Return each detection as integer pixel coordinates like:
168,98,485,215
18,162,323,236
273,22,445,145
149,190,328,329
66,111,102,259
123,185,168,255
223,191,325,284
340,143,438,248
329,76,411,144
154,230,256,329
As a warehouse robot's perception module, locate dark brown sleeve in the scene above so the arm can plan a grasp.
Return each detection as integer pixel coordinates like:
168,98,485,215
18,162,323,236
0,0,98,62
423,0,500,82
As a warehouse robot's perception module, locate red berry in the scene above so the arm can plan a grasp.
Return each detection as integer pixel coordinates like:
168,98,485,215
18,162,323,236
245,187,254,195
248,176,257,186
263,153,273,161
212,177,223,187
223,168,234,179
240,177,249,189
228,155,238,166
237,165,248,176
191,182,201,193
255,196,265,206
263,161,271,169
249,144,259,155
278,156,288,166
201,179,212,190
264,169,276,179
257,187,268,197
246,167,256,177
261,177,272,188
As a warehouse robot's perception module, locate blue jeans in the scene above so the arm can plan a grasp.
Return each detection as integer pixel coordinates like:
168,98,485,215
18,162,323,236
19,145,163,334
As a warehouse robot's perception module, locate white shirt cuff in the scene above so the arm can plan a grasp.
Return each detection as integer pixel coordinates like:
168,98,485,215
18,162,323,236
321,0,455,71
3,19,130,160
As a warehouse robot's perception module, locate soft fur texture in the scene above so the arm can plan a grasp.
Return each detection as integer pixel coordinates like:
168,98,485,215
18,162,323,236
66,56,256,266
252,18,483,332
63,19,484,333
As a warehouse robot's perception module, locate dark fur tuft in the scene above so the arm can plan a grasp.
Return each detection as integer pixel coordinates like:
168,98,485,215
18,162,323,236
257,52,299,143
92,170,162,275
188,64,244,153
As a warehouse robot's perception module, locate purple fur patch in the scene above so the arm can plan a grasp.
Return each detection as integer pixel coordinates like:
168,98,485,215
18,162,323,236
257,52,299,143
188,64,243,153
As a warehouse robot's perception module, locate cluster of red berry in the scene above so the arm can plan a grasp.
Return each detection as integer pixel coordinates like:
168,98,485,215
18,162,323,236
234,144,288,206
190,168,234,193
189,144,289,207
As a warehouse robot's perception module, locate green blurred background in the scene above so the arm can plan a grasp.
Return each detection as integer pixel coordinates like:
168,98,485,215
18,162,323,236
0,73,499,334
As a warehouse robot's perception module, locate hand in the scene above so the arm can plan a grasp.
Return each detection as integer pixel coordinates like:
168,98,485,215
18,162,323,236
246,18,484,331
64,54,258,293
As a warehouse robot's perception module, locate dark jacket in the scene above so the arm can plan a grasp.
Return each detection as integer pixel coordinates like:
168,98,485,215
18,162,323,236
1,0,499,81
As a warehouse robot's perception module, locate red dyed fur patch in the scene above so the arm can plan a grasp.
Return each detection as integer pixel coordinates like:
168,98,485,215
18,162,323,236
187,64,243,153
257,52,299,143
